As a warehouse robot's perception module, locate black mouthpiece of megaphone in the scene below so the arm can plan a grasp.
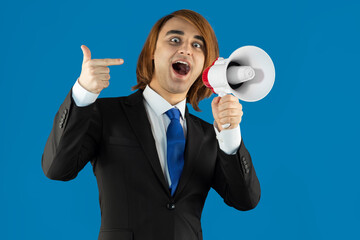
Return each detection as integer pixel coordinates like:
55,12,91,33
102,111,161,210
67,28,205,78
202,45,275,102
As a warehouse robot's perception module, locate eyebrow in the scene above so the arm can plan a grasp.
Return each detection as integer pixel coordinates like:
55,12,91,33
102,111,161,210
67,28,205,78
165,30,205,43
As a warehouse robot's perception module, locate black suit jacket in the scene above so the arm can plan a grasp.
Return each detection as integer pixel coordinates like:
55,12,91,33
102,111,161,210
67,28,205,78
42,89,260,240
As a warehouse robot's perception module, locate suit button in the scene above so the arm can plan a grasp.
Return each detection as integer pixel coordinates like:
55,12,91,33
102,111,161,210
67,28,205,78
242,156,246,161
167,203,175,210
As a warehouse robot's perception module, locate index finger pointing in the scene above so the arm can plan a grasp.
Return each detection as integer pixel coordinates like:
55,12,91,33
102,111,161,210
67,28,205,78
91,58,124,66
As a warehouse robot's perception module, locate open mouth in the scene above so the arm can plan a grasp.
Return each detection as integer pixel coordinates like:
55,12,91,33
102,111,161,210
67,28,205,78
172,61,190,76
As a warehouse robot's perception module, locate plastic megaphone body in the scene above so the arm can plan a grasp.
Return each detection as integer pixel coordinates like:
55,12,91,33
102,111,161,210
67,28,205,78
202,45,275,128
202,45,275,101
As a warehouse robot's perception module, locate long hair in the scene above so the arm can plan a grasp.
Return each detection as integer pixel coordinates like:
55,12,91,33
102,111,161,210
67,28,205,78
132,9,219,111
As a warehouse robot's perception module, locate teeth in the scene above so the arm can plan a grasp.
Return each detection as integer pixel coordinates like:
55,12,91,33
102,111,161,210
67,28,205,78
176,61,189,66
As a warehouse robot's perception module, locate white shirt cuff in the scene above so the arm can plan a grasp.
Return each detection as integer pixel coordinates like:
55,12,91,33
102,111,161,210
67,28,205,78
72,78,99,107
214,124,241,155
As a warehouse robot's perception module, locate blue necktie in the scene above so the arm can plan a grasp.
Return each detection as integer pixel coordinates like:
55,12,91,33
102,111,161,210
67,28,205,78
165,108,185,196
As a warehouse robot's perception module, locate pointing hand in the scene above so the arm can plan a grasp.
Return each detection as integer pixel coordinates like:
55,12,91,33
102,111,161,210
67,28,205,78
78,45,124,94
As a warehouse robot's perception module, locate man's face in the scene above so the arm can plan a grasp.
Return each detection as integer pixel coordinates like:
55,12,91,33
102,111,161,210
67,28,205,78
150,17,205,104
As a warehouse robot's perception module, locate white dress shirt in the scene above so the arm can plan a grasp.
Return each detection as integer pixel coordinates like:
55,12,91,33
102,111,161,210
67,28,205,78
72,79,241,187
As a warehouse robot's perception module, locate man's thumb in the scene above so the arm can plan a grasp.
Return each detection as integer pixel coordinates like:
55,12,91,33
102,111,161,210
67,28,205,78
81,45,91,63
212,96,221,106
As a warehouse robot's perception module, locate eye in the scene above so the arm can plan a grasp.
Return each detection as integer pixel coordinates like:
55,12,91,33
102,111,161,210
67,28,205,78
170,37,181,43
193,42,202,49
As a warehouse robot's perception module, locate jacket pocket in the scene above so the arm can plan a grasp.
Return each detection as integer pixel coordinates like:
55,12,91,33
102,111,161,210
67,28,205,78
98,229,133,240
108,136,140,147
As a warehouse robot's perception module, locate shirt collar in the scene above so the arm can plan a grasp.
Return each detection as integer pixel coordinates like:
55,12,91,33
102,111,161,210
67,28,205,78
143,85,186,120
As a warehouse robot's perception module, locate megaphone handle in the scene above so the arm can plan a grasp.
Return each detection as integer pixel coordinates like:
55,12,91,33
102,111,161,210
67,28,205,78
218,92,226,97
218,92,230,129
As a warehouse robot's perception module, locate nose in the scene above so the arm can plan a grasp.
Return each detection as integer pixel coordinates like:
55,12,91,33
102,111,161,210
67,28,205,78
178,42,192,56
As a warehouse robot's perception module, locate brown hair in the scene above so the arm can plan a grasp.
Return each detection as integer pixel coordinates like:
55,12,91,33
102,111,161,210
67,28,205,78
132,9,219,111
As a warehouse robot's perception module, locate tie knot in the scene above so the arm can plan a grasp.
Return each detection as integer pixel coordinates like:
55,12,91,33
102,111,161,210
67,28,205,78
165,108,181,121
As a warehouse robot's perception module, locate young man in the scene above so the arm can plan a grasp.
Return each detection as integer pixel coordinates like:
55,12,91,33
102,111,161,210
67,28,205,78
42,9,260,240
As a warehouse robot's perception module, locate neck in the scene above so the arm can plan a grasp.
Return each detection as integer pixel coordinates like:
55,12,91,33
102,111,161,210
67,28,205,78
148,83,187,106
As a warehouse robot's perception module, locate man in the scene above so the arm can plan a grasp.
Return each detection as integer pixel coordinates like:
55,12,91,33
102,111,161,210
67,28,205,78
42,9,260,240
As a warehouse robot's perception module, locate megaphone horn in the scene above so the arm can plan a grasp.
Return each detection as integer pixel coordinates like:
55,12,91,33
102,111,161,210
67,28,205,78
202,45,275,102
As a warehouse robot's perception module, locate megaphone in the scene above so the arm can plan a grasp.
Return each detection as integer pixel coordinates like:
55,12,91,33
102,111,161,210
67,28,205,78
202,45,275,101
202,45,275,128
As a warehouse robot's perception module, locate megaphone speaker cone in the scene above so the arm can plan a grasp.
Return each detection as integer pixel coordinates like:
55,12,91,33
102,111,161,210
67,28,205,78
202,46,275,102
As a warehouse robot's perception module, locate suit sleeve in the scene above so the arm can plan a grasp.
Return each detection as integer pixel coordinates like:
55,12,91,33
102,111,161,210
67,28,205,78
41,88,102,181
211,139,261,211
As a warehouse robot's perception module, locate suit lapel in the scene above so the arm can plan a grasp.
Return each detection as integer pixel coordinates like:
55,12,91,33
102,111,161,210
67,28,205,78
122,90,169,194
121,91,206,198
174,107,205,198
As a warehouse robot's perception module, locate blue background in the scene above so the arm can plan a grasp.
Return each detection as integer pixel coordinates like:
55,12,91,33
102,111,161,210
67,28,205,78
1,0,359,239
